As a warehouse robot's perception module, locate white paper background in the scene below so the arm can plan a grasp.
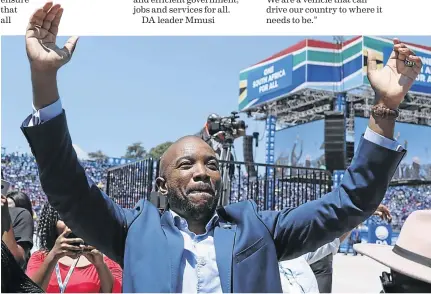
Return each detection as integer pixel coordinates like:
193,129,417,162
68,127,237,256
0,0,430,36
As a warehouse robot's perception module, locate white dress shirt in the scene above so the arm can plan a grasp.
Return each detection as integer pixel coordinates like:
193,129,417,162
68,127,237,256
169,210,222,293
279,238,340,293
28,98,403,293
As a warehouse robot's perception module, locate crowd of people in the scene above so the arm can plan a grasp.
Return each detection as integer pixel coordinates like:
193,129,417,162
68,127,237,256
228,170,331,210
1,152,116,227
381,184,431,230
2,150,431,232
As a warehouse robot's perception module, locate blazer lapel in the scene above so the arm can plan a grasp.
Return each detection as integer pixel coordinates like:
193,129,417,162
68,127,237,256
214,221,237,293
161,212,184,293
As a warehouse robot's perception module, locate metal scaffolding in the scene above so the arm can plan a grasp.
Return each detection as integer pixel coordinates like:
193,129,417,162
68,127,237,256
245,85,431,128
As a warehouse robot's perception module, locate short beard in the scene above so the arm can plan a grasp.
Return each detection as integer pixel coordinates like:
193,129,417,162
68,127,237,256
168,193,219,222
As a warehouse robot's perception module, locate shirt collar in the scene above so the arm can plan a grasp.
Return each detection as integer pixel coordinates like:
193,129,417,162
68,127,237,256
169,209,219,234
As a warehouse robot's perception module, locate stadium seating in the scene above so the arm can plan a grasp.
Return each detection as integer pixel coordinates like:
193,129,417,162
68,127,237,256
1,152,116,225
2,152,430,231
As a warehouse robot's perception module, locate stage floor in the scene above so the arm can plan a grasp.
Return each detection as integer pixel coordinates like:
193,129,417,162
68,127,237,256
333,253,390,293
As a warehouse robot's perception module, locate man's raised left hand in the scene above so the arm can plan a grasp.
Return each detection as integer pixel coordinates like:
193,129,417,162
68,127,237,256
367,39,422,109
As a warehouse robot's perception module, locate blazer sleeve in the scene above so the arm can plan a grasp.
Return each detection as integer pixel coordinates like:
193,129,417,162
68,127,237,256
21,111,133,265
259,137,405,261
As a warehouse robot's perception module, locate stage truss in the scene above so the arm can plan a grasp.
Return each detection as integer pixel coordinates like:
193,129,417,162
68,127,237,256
246,85,431,130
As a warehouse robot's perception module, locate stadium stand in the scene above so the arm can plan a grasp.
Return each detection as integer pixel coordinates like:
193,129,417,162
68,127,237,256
2,151,430,231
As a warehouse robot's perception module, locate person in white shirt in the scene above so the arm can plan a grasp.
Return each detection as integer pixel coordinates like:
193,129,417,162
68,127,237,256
279,205,393,293
279,236,344,293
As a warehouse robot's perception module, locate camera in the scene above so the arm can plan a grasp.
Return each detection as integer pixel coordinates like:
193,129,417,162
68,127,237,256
67,232,87,247
207,111,246,137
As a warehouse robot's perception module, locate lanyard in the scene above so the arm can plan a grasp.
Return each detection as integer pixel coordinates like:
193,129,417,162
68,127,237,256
55,257,80,293
278,264,306,294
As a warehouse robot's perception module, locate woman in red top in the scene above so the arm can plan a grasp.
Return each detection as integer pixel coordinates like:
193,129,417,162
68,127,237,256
26,203,122,293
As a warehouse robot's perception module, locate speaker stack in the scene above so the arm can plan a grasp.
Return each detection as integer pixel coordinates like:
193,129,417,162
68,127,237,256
346,141,355,166
324,111,346,171
243,135,257,178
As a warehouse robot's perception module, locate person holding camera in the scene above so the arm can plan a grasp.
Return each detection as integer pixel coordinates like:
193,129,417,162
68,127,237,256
26,203,122,293
20,2,421,292
199,113,246,159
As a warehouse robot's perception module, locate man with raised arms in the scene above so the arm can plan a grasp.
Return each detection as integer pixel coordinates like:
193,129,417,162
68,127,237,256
21,2,422,292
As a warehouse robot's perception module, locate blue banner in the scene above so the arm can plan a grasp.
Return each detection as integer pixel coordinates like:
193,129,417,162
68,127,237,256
247,55,293,100
368,223,392,245
332,170,344,189
384,47,431,94
107,157,134,165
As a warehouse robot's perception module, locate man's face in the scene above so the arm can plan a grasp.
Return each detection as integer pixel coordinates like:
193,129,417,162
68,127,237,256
157,137,221,221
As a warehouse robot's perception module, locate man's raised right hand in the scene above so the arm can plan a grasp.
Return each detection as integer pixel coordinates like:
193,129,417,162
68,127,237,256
26,2,78,73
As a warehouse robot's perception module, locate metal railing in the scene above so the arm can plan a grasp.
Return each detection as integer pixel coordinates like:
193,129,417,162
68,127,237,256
106,158,159,209
106,159,332,210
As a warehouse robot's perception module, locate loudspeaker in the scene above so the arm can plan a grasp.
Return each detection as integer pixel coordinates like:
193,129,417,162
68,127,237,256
346,141,355,166
324,112,346,171
243,136,257,178
243,136,254,162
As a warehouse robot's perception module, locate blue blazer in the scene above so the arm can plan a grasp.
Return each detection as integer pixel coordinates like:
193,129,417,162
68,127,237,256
22,112,405,292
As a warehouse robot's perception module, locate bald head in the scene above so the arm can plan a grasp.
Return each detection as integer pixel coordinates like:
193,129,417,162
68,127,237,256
156,135,221,222
159,135,216,177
